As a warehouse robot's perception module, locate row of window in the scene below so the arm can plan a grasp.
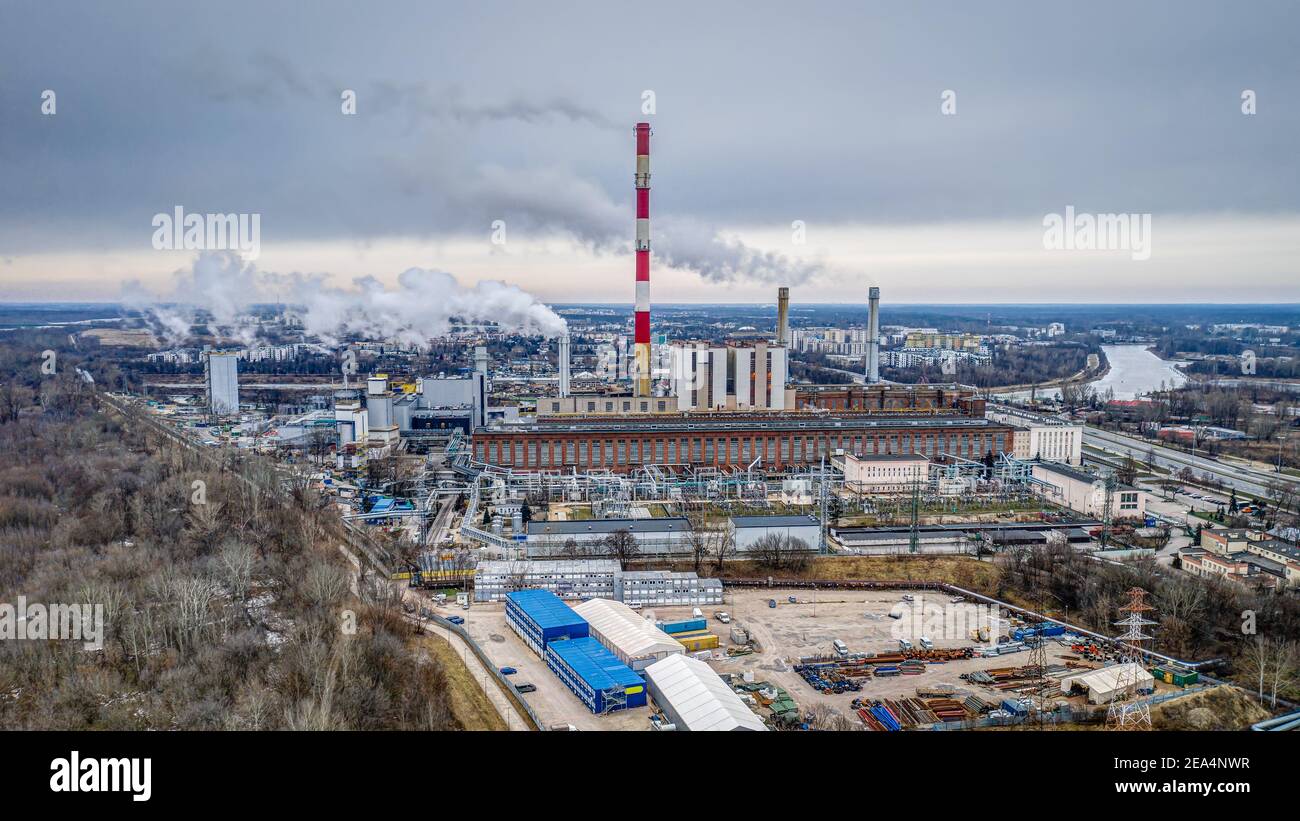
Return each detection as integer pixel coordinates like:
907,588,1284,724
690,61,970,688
476,431,1004,468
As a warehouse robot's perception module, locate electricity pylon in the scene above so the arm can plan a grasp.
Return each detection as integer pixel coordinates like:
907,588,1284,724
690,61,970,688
1106,587,1158,731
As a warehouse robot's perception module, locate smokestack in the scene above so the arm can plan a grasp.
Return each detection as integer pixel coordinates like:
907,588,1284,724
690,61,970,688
474,346,488,379
865,286,881,383
634,122,652,397
776,286,790,346
558,333,571,398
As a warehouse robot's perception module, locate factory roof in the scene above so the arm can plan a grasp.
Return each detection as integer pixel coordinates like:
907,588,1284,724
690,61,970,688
572,599,684,661
843,452,931,462
546,637,644,691
730,515,820,529
478,559,621,575
477,415,1001,435
643,655,768,732
505,589,588,631
1033,461,1105,485
527,518,690,536
834,521,1098,537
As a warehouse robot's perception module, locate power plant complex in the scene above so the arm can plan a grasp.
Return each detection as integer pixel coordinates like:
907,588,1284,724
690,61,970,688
119,119,1251,737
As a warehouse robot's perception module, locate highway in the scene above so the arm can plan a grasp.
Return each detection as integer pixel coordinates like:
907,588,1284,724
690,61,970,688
1083,426,1298,499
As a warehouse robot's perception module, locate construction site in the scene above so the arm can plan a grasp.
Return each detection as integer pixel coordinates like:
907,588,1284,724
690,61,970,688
418,581,1216,732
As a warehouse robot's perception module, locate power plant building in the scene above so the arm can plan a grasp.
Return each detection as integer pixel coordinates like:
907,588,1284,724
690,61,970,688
473,414,1012,474
668,342,788,411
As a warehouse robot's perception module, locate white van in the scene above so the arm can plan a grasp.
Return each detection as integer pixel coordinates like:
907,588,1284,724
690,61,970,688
898,638,914,651
832,639,849,657
919,636,934,650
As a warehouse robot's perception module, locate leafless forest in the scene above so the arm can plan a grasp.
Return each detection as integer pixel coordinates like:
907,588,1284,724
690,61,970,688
0,333,463,730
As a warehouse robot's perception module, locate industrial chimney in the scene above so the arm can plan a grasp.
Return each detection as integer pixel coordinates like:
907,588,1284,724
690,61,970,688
776,286,790,347
474,346,488,379
558,333,572,398
633,122,652,397
865,287,881,383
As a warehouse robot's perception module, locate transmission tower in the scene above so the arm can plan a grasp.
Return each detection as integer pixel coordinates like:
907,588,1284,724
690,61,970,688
1027,588,1052,727
1106,587,1158,731
1100,472,1117,549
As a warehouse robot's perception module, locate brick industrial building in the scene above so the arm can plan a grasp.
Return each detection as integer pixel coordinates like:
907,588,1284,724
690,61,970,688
472,412,1013,473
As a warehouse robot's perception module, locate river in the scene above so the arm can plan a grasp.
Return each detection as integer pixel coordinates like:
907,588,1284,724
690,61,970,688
1002,344,1187,401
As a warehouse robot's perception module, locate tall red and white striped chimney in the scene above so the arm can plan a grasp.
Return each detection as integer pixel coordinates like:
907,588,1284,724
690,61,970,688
634,122,652,396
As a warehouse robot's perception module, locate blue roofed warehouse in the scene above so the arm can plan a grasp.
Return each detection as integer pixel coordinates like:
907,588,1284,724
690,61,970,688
545,637,647,714
505,589,589,657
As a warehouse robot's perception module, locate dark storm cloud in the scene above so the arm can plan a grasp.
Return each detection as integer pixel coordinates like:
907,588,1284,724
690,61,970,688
0,0,1297,261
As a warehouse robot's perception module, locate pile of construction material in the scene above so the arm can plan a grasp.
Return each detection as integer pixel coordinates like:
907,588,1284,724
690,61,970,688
735,680,800,726
963,662,1091,700
795,662,866,694
852,685,1002,730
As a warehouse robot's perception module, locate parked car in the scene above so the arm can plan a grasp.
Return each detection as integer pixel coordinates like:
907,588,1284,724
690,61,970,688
445,615,465,625
832,639,849,657
499,666,517,676
898,638,914,651
713,611,731,623
950,596,965,603
901,594,915,603
514,683,537,694
919,636,934,650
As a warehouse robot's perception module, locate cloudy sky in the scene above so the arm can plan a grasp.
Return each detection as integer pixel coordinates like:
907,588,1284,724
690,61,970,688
1,0,1298,305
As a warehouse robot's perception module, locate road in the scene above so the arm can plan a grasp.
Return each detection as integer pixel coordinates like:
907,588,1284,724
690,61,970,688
1083,426,1298,500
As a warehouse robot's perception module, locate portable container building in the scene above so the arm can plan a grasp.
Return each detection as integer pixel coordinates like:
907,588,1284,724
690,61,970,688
545,637,647,714
572,598,684,671
1150,667,1199,687
658,618,707,635
505,589,589,657
674,629,720,653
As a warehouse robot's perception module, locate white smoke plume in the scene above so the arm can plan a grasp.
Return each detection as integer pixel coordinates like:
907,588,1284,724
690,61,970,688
287,267,568,347
127,251,567,346
459,166,824,285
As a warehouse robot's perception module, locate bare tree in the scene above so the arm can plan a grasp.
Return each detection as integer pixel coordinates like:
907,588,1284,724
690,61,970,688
603,528,640,564
218,538,256,601
1268,639,1298,708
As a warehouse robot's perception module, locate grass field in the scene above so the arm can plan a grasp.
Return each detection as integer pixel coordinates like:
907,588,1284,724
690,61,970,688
417,632,508,731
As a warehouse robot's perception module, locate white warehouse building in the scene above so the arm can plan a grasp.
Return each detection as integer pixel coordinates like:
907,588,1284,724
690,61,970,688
644,655,768,731
1030,463,1146,520
572,598,684,671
